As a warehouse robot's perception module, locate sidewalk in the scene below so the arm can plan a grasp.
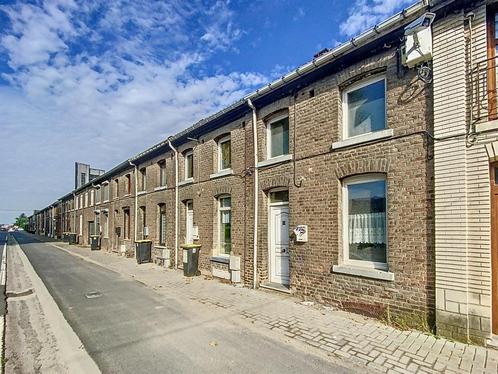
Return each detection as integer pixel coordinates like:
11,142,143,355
40,236,498,374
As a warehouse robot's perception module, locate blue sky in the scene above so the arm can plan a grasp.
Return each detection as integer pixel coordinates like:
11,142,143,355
0,0,413,223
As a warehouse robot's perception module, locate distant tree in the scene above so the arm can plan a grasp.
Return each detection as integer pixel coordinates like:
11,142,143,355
14,213,28,230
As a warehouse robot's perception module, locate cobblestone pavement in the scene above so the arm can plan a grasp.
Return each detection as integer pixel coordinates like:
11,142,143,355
39,237,498,374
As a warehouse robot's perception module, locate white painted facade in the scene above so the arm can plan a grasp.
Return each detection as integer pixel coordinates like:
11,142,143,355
433,1,497,344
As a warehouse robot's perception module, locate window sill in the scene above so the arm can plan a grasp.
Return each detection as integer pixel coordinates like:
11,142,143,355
137,191,146,196
257,154,293,168
95,202,101,206
210,169,233,179
154,186,167,191
332,264,394,281
476,119,498,132
102,200,110,203
179,178,194,186
332,129,393,150
210,256,229,264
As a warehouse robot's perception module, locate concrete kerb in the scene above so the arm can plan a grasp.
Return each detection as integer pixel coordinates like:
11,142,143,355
0,238,7,374
9,235,100,374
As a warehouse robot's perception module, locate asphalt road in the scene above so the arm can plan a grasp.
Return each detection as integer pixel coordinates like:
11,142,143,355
12,232,353,374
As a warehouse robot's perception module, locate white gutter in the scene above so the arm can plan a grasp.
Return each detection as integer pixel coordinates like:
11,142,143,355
128,160,138,243
247,98,259,289
168,138,179,270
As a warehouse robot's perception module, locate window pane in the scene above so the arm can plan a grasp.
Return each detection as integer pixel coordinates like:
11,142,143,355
186,154,193,178
347,79,386,137
220,140,231,169
269,190,289,203
270,117,289,158
347,179,386,264
219,198,231,255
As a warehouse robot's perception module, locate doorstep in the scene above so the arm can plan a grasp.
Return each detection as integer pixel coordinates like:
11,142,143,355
260,282,291,294
487,335,498,350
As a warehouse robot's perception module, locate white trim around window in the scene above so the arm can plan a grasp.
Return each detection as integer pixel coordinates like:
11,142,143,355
341,174,388,272
342,75,387,141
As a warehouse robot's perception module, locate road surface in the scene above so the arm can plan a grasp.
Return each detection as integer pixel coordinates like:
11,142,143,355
11,232,354,374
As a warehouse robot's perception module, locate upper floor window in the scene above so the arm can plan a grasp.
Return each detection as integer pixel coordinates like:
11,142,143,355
342,174,387,270
90,190,95,206
343,76,386,139
95,187,101,204
218,135,231,171
267,114,289,159
114,179,119,199
102,182,109,202
184,150,194,180
487,4,498,119
140,167,147,191
84,192,88,207
125,174,131,195
158,160,167,187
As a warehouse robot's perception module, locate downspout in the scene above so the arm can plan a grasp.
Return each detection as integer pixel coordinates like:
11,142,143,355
247,98,259,289
128,160,138,243
168,137,179,270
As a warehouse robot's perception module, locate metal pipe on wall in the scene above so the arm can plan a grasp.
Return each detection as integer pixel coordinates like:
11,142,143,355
168,138,179,269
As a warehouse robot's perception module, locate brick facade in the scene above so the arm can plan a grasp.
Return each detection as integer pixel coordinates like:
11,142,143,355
30,1,447,336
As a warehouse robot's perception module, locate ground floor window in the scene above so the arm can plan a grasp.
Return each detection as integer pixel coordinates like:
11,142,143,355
158,204,166,246
140,206,147,240
218,196,231,256
103,212,109,238
123,208,130,239
343,174,387,269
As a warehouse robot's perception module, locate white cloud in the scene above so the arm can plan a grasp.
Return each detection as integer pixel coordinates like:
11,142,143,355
0,0,268,222
340,0,413,37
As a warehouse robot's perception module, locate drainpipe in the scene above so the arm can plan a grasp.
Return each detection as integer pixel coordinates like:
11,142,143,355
247,98,259,289
168,137,179,270
128,160,138,243
72,193,76,234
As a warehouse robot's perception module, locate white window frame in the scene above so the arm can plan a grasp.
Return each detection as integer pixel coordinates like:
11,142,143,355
75,196,78,210
158,204,167,246
84,192,88,208
95,187,101,204
342,174,388,271
184,150,194,180
158,161,167,187
79,214,83,235
266,113,290,160
102,181,110,202
114,179,119,199
342,75,387,140
90,190,94,206
217,195,232,257
217,135,232,172
103,212,109,238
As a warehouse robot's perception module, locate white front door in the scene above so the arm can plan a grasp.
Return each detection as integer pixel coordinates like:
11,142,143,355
269,204,290,285
186,201,194,244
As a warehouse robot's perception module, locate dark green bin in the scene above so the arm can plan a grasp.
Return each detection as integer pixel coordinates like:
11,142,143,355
90,235,100,250
135,240,152,264
181,244,202,277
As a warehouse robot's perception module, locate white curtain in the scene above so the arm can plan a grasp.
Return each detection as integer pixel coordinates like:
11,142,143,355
348,212,386,244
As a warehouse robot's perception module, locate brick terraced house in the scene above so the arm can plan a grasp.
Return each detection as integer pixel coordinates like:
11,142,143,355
28,0,498,346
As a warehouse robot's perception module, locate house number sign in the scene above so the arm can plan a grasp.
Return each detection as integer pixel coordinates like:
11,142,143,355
294,225,308,242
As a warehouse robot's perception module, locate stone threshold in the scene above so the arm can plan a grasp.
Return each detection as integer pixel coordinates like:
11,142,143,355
260,282,291,294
